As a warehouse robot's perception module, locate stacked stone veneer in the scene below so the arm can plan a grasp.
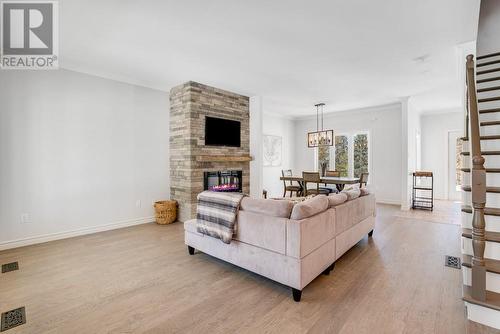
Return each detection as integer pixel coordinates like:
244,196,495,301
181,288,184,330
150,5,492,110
169,81,250,222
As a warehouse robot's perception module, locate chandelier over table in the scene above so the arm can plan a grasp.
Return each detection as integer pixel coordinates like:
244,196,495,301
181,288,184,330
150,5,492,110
307,103,333,148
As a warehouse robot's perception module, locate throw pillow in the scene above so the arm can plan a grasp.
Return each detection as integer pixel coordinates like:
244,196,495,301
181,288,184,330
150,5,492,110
240,197,294,218
290,195,329,220
360,187,371,196
328,193,348,207
342,188,361,200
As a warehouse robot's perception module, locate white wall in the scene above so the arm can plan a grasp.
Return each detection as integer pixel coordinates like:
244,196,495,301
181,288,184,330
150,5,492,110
478,0,500,56
293,103,402,205
262,113,295,198
421,111,463,200
0,70,170,249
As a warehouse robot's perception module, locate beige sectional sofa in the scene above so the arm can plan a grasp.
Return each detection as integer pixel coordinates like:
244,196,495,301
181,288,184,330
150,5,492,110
184,192,376,302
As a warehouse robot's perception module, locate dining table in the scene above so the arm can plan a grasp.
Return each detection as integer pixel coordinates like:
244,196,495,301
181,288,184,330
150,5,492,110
279,175,360,193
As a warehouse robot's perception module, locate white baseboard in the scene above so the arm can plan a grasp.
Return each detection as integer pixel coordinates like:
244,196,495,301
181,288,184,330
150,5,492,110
0,216,155,251
376,199,401,206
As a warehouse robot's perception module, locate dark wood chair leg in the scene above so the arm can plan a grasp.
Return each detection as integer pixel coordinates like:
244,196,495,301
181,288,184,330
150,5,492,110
292,288,302,302
283,189,287,197
188,246,195,255
368,230,374,237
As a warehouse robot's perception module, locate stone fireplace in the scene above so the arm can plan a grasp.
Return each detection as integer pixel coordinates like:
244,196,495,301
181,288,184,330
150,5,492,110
169,81,250,222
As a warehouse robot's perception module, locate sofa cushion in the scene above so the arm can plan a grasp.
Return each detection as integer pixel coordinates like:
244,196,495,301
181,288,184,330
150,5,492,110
334,199,355,236
235,211,287,254
240,197,293,218
335,214,375,260
334,193,376,236
360,187,371,196
328,193,348,207
290,195,329,220
342,188,361,200
287,208,335,259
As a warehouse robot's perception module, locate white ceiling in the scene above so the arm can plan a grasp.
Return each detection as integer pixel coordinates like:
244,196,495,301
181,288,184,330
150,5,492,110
60,0,480,117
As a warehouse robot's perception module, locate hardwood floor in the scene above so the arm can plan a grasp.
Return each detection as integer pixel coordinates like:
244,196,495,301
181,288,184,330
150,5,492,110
0,203,489,333
394,199,462,225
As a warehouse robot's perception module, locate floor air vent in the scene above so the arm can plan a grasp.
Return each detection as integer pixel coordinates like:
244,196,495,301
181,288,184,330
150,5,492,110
1,307,26,332
445,255,461,269
1,262,18,273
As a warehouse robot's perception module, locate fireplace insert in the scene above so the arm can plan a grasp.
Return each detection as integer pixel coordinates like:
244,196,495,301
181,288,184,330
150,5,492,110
204,170,242,192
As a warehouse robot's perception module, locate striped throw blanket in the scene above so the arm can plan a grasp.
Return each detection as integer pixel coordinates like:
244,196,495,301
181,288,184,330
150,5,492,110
196,191,245,244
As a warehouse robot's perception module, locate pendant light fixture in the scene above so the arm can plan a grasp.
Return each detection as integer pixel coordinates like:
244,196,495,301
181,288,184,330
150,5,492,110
307,103,334,148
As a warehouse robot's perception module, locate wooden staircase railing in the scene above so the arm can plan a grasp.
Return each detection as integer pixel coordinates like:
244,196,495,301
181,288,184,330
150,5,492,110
465,54,487,301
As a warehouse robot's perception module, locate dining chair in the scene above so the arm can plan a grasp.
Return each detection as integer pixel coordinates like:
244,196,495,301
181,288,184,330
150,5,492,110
282,169,301,197
302,172,330,196
325,170,340,177
322,170,340,193
359,172,369,188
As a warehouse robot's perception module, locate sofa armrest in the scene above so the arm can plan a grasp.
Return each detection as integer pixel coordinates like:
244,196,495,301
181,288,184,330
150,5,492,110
286,209,336,259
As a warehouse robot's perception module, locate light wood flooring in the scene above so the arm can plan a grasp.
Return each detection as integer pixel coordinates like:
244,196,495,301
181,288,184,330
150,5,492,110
394,200,462,225
0,202,495,333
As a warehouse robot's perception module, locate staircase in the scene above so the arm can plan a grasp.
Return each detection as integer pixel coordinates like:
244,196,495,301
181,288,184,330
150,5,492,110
461,52,500,330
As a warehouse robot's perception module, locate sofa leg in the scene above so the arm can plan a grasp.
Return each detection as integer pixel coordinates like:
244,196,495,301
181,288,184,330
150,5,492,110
292,288,302,302
188,246,195,255
368,230,374,237
323,262,336,275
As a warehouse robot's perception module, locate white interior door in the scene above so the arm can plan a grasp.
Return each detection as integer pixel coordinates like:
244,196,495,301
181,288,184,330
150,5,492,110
448,130,462,201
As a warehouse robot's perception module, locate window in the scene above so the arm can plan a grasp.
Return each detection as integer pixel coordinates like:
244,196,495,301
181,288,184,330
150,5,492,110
353,133,368,178
335,136,349,177
329,131,370,178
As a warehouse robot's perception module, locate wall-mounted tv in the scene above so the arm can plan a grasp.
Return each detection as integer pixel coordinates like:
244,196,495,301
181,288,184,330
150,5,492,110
205,116,241,147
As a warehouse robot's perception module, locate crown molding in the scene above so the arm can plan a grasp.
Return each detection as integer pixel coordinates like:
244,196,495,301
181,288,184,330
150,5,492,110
292,101,402,121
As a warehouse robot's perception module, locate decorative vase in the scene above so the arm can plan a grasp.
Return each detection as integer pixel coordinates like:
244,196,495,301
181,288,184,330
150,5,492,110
320,162,327,177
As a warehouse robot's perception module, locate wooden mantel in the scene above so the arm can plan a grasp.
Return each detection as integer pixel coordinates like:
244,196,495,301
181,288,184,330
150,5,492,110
196,155,253,162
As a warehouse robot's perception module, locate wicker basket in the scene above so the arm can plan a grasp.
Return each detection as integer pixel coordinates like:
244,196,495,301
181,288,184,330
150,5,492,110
154,200,177,225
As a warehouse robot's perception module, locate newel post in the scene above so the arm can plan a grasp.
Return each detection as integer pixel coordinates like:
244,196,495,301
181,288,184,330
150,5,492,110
471,156,486,301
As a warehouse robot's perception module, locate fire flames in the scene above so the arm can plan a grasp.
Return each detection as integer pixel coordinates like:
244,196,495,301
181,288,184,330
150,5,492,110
210,184,239,192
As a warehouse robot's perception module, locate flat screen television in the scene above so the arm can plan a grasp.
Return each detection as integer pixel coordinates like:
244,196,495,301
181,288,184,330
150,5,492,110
205,116,241,147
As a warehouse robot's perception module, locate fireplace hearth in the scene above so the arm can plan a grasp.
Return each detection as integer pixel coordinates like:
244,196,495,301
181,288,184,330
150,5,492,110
204,171,242,192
